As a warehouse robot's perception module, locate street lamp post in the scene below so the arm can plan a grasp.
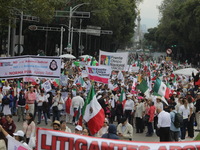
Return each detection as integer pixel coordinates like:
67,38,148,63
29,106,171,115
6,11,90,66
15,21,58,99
67,3,89,54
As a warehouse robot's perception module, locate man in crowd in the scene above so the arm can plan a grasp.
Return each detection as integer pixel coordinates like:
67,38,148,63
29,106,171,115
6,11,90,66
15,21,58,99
157,108,171,141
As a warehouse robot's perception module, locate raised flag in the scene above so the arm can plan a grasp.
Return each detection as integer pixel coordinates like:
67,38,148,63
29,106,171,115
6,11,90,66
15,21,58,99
119,89,126,108
153,78,169,99
137,79,150,98
82,85,105,135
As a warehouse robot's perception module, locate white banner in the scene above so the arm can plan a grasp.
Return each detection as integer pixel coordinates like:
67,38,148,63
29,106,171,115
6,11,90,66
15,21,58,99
8,136,31,150
99,50,128,71
85,66,111,84
0,55,61,79
37,128,200,150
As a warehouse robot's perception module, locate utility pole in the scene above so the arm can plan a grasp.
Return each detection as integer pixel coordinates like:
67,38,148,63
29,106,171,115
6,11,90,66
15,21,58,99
18,11,23,56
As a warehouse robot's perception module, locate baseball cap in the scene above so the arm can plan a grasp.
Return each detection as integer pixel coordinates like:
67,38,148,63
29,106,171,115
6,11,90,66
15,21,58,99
75,125,83,131
13,130,24,137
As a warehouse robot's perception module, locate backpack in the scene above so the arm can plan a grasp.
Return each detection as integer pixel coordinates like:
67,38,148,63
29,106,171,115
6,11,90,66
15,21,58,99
173,111,183,128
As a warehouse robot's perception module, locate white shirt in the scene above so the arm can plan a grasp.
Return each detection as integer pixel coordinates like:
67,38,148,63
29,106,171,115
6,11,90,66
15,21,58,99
157,110,171,128
124,99,134,112
37,94,48,106
179,105,190,119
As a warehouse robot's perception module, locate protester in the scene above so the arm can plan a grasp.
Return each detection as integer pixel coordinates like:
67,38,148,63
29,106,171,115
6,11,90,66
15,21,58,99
2,114,16,136
52,90,64,122
23,113,35,144
2,90,13,115
82,127,90,136
71,92,84,124
60,120,71,133
124,94,134,124
135,97,144,133
157,108,171,141
17,89,26,122
169,105,180,141
75,125,83,135
65,92,73,124
36,89,48,125
117,117,133,140
146,101,156,137
96,118,109,137
25,86,37,115
179,98,190,140
0,126,30,148
52,120,61,130
102,124,119,139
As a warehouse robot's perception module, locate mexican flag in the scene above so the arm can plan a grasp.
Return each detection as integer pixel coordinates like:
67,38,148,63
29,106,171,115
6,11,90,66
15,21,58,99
137,79,150,98
82,85,105,135
119,89,126,108
153,78,169,99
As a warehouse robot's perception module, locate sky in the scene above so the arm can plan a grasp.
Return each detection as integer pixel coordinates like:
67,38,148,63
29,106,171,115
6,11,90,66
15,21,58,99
139,0,163,29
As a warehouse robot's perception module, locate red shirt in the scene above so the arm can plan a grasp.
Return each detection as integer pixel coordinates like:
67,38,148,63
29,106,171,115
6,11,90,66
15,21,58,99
148,105,156,122
3,120,16,136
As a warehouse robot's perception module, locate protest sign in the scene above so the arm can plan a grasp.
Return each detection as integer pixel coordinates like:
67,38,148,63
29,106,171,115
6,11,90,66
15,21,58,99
0,55,61,79
37,128,200,150
86,66,111,84
41,80,52,92
99,50,128,71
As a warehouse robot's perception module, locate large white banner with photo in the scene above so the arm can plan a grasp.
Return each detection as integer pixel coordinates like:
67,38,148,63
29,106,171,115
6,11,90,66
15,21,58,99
37,128,200,150
99,50,128,71
0,55,61,79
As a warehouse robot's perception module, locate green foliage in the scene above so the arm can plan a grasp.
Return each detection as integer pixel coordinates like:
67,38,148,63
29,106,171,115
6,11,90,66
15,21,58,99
150,0,200,54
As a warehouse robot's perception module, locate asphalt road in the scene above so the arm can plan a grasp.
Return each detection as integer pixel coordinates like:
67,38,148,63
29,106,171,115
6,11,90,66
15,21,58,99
13,114,198,142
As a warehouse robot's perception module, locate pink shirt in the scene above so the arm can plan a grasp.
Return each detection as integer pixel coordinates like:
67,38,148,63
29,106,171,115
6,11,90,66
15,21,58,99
26,92,36,104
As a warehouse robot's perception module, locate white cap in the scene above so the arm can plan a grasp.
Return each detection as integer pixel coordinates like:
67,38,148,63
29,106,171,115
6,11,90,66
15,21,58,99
75,125,83,131
13,130,24,137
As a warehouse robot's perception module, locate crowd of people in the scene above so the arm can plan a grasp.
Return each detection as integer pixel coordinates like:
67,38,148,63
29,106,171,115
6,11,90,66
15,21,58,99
0,56,199,149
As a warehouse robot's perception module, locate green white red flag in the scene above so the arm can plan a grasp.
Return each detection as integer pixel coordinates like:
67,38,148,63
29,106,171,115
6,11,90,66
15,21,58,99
82,85,105,135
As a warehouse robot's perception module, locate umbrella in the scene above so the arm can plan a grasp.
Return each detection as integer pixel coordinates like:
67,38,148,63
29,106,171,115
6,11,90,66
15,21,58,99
79,55,92,59
173,68,198,76
60,54,76,59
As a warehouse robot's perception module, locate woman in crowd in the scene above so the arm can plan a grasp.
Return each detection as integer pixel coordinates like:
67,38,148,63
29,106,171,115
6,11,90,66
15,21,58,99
2,90,13,115
52,90,64,122
36,89,48,125
23,113,36,143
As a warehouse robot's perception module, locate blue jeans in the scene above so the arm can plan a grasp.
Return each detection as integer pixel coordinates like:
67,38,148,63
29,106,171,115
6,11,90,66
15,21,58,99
38,106,47,124
11,96,17,115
